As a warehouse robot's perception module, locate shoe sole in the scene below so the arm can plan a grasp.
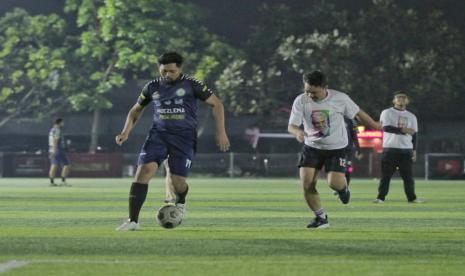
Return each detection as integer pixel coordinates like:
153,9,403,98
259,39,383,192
308,224,330,229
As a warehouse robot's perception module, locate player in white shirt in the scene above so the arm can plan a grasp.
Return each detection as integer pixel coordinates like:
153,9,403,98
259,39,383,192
288,71,381,229
373,91,422,203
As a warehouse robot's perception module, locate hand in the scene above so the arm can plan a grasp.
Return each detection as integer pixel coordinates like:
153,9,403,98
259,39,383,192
401,128,416,135
355,151,364,160
412,150,417,162
216,132,230,152
295,130,306,143
115,133,128,146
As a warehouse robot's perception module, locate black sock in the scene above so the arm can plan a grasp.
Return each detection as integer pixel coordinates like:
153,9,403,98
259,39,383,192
129,182,148,223
175,185,189,204
345,172,351,186
62,177,66,182
50,178,54,184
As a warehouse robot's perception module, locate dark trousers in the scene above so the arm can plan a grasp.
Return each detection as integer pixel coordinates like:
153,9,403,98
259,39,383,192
377,150,416,201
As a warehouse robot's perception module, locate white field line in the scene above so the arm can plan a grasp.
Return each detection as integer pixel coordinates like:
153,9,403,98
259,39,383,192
0,258,437,269
0,260,29,273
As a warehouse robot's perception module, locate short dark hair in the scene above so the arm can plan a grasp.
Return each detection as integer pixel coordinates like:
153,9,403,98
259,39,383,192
393,90,408,97
158,52,183,67
303,70,326,86
54,118,63,124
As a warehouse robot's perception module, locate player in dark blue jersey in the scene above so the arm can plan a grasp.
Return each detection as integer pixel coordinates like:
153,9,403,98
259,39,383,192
344,118,363,185
48,118,71,186
115,52,230,231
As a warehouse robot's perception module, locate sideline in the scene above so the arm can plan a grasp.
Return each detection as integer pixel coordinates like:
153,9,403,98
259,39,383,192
0,260,29,273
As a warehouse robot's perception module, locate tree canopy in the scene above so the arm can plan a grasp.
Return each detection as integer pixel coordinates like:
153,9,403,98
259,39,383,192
216,0,465,124
0,8,69,127
1,0,464,139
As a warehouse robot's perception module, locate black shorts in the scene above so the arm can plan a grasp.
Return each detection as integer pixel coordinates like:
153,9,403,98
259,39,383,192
298,145,347,173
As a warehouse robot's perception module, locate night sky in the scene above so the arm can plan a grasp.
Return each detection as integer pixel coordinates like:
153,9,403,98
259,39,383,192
1,0,464,46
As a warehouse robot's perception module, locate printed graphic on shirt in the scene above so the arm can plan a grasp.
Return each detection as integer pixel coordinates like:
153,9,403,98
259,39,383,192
398,116,408,128
311,110,331,137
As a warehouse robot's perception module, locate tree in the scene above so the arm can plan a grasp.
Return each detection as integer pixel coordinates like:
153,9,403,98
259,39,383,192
349,0,465,119
0,9,68,128
217,0,465,125
216,1,350,125
64,0,239,152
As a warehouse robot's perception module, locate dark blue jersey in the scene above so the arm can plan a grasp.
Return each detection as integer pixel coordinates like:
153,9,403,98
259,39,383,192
345,118,360,152
137,74,213,132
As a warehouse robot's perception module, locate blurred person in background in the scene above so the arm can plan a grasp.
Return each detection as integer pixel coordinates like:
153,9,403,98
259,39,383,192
344,117,363,186
288,70,381,229
48,118,71,186
373,91,422,204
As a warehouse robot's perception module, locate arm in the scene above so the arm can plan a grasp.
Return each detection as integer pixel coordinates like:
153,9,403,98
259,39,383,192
50,129,60,154
115,103,145,145
383,125,416,135
205,94,230,152
288,124,306,143
355,109,382,130
51,138,58,154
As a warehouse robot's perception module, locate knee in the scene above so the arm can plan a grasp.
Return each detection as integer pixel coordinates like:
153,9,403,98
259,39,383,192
170,175,187,186
302,181,317,193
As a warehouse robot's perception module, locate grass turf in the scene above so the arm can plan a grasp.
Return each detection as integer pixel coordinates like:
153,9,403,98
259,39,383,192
1,177,465,275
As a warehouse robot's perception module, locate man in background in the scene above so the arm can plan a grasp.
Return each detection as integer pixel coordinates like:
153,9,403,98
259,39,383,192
344,118,363,186
48,118,70,186
373,91,422,203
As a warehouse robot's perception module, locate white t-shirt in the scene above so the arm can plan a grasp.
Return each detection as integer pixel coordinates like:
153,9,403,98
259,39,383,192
288,89,360,150
380,107,418,149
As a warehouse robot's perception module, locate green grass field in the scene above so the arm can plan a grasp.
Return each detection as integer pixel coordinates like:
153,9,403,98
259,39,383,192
1,177,465,275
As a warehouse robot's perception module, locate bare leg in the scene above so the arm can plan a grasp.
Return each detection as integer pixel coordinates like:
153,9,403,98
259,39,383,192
134,162,158,184
61,165,70,179
163,160,176,203
328,171,350,204
328,171,347,191
169,174,188,204
49,165,58,186
300,167,320,211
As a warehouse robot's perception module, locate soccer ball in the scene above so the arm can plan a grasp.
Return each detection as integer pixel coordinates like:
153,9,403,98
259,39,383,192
156,205,182,229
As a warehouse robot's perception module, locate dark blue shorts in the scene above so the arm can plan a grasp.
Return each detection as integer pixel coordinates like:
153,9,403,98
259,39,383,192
49,152,70,166
137,129,197,177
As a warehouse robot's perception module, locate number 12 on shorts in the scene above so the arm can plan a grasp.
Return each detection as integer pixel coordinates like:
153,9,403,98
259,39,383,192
339,157,347,168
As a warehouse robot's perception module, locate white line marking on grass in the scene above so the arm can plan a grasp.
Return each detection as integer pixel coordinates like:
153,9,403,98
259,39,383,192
0,260,29,273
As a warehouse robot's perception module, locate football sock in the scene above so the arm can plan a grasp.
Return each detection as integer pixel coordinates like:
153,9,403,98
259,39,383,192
175,185,189,204
129,182,148,223
314,208,326,219
345,172,351,186
50,178,54,184
61,177,66,182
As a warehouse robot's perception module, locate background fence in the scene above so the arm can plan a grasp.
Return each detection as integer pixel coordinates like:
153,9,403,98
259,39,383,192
2,151,463,179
